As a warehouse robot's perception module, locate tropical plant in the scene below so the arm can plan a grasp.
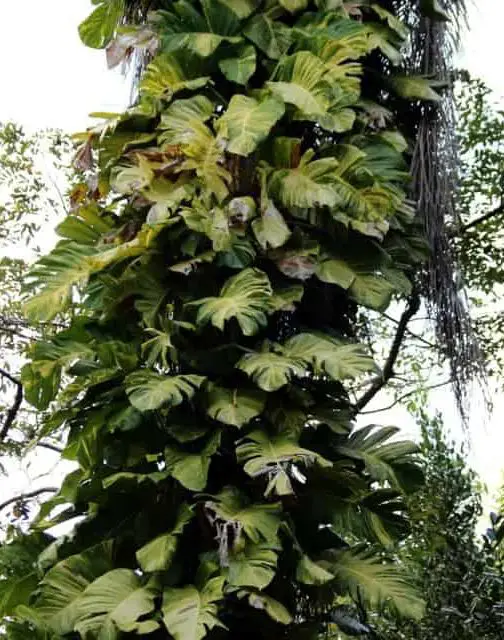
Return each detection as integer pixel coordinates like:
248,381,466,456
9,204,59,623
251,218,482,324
0,0,469,638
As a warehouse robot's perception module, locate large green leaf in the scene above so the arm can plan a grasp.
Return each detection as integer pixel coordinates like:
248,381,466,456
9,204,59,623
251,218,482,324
243,15,292,59
268,151,339,208
204,487,282,544
190,268,272,336
322,546,425,619
73,570,159,637
33,542,113,635
283,333,376,380
237,350,307,391
162,577,225,640
206,385,265,427
164,431,221,491
158,95,230,200
317,255,401,311
157,0,241,57
126,371,206,411
136,504,194,572
78,0,124,48
140,52,210,99
217,95,284,156
237,430,332,496
218,44,256,84
227,543,279,589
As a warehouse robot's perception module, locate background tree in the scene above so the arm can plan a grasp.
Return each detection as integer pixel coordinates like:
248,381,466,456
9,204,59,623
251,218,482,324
376,411,504,640
0,122,72,461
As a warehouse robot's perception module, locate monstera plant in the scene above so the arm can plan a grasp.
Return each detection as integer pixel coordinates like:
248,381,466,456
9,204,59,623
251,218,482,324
0,0,461,638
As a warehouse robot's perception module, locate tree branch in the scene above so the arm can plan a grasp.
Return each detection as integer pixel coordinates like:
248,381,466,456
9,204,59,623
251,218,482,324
358,379,453,415
37,441,63,454
354,292,421,413
0,487,58,513
0,368,23,440
459,203,504,234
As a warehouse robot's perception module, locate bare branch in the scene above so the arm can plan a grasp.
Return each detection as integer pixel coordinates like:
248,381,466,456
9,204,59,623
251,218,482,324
0,487,58,513
458,203,504,234
354,291,421,413
37,441,63,454
358,379,453,415
0,367,23,440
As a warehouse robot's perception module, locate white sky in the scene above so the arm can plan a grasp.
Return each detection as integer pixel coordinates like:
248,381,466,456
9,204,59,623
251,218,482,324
1,0,504,516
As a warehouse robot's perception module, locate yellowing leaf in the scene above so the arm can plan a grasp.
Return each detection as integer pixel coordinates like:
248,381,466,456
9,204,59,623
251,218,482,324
217,95,284,156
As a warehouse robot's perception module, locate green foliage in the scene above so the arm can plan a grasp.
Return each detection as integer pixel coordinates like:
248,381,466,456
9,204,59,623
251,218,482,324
455,74,504,381
1,0,454,638
376,413,504,639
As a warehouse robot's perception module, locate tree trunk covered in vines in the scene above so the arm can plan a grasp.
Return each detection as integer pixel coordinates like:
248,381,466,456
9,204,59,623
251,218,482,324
0,1,472,639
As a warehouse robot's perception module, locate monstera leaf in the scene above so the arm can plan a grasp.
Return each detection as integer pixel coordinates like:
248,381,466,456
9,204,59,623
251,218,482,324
23,242,95,322
268,151,339,208
337,425,421,492
78,0,124,48
204,487,282,544
267,52,332,122
140,52,210,99
164,431,221,491
33,542,114,635
322,546,425,620
190,268,272,336
136,505,194,572
162,577,225,640
237,350,307,391
217,95,284,156
206,385,265,427
236,430,332,496
126,371,206,411
283,333,376,380
155,0,241,57
72,570,158,638
227,543,279,589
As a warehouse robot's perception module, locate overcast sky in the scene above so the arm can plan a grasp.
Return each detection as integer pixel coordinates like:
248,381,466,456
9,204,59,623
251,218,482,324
0,0,503,511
